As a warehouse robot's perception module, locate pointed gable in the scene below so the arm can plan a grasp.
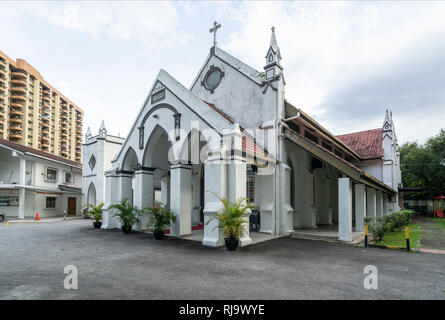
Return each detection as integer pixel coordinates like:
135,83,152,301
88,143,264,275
190,46,277,130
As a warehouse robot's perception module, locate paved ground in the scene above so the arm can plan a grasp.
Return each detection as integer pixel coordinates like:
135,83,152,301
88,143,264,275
0,220,444,300
416,217,445,250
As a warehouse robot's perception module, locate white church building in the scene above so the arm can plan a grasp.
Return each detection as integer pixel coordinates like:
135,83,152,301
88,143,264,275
83,26,401,247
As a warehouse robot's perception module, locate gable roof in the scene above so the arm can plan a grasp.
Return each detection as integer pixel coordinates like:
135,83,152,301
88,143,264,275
336,128,384,160
190,46,263,90
0,139,82,168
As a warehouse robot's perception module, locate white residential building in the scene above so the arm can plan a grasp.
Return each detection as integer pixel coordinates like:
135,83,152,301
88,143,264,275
0,138,82,219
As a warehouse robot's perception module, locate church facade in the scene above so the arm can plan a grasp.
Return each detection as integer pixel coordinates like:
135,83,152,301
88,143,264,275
85,27,401,246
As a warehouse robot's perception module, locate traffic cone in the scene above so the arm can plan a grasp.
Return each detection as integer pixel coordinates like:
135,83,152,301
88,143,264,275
35,212,40,221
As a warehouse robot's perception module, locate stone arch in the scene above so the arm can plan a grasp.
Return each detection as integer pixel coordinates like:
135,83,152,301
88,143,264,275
142,124,174,168
87,182,97,206
178,128,210,165
121,147,139,171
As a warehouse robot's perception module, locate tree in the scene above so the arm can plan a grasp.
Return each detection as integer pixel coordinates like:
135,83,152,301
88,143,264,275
400,129,445,198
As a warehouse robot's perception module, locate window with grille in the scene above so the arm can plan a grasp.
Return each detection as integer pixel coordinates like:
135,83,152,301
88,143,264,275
46,197,56,208
246,165,255,203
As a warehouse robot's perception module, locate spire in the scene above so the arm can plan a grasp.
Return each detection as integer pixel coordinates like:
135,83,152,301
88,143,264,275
263,26,283,82
99,120,107,138
268,26,282,60
384,109,390,124
99,120,106,132
85,127,91,142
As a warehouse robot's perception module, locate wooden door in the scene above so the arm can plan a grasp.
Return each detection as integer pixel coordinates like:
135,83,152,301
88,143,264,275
67,197,77,215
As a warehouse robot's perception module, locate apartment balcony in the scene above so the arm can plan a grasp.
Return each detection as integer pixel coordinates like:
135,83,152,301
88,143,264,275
42,96,50,102
0,60,5,67
11,72,26,79
9,108,23,116
0,69,5,76
9,132,22,139
9,118,23,124
10,102,24,109
11,87,27,95
11,79,27,87
10,95,26,101
61,114,68,121
9,123,22,130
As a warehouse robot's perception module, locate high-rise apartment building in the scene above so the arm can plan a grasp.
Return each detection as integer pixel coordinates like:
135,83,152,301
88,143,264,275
0,50,83,163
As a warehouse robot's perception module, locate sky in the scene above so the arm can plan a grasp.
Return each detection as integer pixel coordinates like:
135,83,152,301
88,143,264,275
2,1,445,145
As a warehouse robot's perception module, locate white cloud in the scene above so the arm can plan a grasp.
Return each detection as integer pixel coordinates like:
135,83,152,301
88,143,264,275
223,1,445,142
25,1,191,49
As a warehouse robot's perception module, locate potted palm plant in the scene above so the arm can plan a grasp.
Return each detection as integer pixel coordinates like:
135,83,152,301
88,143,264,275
144,201,176,240
206,194,256,251
83,203,105,229
108,199,140,233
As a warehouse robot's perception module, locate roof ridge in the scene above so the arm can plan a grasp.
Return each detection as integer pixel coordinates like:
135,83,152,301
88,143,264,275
336,128,382,137
0,138,81,166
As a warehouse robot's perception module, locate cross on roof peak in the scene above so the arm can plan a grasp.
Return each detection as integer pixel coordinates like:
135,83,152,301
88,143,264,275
209,21,221,47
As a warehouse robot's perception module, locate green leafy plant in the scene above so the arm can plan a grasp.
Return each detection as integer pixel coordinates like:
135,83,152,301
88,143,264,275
143,201,176,232
365,209,415,241
205,193,257,239
83,203,105,222
108,198,140,227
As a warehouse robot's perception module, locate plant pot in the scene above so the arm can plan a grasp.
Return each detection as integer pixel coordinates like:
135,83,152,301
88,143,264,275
121,224,132,233
224,237,239,251
93,221,102,229
153,230,165,240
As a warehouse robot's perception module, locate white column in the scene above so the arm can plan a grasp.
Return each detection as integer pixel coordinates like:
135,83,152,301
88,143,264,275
170,164,192,237
203,150,226,247
160,176,170,208
102,170,132,229
133,168,154,231
366,188,376,220
382,193,388,216
338,177,352,242
376,191,383,218
227,123,251,246
354,184,366,232
18,157,26,219
279,163,294,235
102,171,118,229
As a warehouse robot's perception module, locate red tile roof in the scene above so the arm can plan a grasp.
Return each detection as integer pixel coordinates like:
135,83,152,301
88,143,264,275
336,128,384,159
0,139,81,167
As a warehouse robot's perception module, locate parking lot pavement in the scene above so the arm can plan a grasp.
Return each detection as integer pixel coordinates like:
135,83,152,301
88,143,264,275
0,220,444,300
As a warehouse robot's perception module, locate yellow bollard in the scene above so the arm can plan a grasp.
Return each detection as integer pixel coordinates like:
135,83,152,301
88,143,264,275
364,225,368,247
405,227,410,251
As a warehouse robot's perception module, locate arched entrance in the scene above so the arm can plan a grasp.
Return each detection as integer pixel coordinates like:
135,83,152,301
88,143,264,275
87,182,97,207
142,125,174,208
179,129,209,231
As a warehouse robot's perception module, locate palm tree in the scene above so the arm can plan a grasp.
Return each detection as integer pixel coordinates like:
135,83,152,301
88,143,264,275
206,193,256,250
108,199,140,233
83,203,105,222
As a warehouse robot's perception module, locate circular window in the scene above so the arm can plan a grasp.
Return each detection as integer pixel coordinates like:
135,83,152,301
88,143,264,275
202,66,224,93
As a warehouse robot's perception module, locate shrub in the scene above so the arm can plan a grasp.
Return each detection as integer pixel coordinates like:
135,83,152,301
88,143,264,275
366,209,414,241
368,220,387,241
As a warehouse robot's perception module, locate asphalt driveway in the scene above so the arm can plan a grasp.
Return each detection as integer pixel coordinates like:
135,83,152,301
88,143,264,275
0,220,444,300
